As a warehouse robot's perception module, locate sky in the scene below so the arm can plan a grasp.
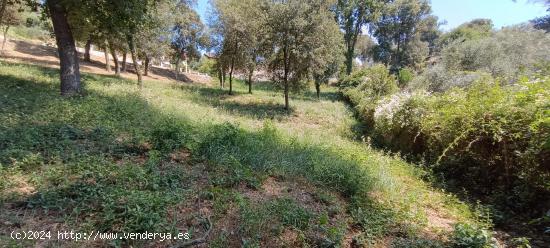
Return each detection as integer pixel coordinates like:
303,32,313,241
431,0,547,30
194,0,548,31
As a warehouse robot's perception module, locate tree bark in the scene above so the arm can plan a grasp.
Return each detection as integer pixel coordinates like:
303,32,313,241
315,82,320,99
144,56,150,76
122,50,127,72
0,0,8,35
175,56,180,80
47,0,81,96
84,38,92,62
222,66,226,88
229,56,235,95
283,42,290,110
127,34,143,88
109,42,120,76
345,46,354,75
1,24,9,52
218,67,223,87
104,40,111,72
248,68,253,94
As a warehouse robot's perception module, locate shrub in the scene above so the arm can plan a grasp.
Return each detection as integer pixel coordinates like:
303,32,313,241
339,64,398,127
347,74,550,216
451,223,497,248
397,68,414,88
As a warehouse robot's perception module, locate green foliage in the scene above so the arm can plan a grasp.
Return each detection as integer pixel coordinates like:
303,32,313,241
397,68,414,88
371,0,439,70
340,64,398,127
350,73,550,215
438,19,493,48
0,62,482,246
451,223,496,248
150,117,189,152
196,56,217,76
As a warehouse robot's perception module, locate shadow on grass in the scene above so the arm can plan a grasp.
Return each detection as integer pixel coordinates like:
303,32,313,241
0,62,441,246
176,84,295,119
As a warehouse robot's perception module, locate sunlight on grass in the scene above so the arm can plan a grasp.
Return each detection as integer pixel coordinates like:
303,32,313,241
0,62,482,246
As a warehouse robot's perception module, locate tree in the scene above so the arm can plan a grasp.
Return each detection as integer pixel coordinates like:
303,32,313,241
264,0,341,110
0,1,23,52
371,0,438,71
136,1,175,77
310,18,344,99
354,34,376,64
47,0,81,96
213,0,267,95
532,14,550,32
438,19,493,47
172,4,206,81
334,0,381,75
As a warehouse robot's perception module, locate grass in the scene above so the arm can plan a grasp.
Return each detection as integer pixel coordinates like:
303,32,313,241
0,61,485,247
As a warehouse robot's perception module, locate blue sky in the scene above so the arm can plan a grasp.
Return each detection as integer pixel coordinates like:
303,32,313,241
432,0,547,30
194,0,548,31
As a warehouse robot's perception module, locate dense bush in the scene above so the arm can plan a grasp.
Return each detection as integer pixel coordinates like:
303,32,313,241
339,64,398,127
344,69,550,216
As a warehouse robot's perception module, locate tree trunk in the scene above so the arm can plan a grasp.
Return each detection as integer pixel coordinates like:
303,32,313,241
283,43,290,110
104,40,111,72
0,1,7,35
47,0,81,96
84,38,92,62
218,67,223,87
248,69,253,94
122,50,127,72
222,67,226,88
345,46,354,75
1,24,9,52
315,82,320,99
127,35,143,88
109,43,120,76
175,56,180,80
144,56,150,76
229,56,235,95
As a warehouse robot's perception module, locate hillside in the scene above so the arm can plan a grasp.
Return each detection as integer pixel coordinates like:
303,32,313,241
0,58,489,247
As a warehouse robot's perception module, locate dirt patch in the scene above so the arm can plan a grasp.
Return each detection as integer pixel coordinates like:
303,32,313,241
0,38,213,85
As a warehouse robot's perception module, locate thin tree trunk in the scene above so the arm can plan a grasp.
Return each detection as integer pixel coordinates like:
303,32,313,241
104,40,111,72
122,50,127,72
84,38,92,62
315,82,320,99
1,24,9,52
144,56,150,76
109,43,120,76
248,69,253,94
345,46,354,75
175,56,180,80
229,56,235,95
0,1,7,35
283,43,290,110
222,67,226,88
47,0,81,96
218,67,223,87
127,35,143,88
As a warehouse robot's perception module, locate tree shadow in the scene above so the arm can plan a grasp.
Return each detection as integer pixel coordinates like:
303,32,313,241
0,62,445,246
176,84,295,119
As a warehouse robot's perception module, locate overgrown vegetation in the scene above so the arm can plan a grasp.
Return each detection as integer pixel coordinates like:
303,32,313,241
0,62,485,246
339,23,550,247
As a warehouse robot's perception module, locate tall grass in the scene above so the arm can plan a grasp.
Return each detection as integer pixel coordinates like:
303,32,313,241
0,62,482,246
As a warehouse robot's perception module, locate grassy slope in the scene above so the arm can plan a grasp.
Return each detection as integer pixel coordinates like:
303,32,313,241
0,61,482,247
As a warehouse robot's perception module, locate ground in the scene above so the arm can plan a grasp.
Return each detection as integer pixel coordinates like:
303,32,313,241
0,38,495,247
